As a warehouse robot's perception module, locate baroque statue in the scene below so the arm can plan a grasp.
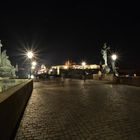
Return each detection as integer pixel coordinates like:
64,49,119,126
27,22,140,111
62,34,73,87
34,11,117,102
0,40,16,78
101,43,110,66
101,43,110,73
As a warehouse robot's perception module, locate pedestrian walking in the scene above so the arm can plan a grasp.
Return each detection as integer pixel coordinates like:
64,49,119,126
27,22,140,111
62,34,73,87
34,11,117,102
82,71,86,83
60,73,65,86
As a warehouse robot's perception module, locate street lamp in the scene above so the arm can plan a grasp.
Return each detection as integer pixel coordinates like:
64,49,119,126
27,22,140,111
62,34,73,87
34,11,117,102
81,61,86,81
81,61,86,68
31,66,35,70
27,51,34,59
32,61,37,67
31,61,37,77
26,51,34,78
111,54,117,76
111,54,117,61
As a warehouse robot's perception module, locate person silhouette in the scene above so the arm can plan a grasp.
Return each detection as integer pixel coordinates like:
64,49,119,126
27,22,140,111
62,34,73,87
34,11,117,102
82,70,86,82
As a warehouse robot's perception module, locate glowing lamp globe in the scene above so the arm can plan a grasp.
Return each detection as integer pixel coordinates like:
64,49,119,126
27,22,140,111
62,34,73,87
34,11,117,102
111,54,117,61
27,51,34,59
32,61,37,66
81,61,86,66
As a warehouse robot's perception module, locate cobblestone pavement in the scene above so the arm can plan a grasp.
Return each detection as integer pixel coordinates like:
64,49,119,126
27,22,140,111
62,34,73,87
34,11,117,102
15,79,140,140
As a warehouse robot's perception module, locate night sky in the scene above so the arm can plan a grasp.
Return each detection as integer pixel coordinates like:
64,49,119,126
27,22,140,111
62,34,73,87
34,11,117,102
0,1,140,69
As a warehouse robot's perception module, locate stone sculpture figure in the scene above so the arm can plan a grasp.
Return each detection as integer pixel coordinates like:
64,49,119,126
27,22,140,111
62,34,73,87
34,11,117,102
1,50,12,67
101,43,110,74
0,40,16,77
101,43,110,66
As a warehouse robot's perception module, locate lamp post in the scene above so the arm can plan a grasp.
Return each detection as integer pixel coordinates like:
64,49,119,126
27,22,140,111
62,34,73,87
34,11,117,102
81,61,86,81
81,61,86,69
111,54,117,76
27,51,34,59
26,51,34,78
31,61,37,78
32,61,37,67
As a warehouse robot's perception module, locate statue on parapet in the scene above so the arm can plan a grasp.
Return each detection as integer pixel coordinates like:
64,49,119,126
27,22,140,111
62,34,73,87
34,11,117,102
0,40,16,77
101,43,110,66
1,50,12,67
101,43,110,74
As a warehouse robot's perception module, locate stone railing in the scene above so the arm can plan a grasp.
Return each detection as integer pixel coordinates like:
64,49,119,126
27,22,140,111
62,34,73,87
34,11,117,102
114,76,140,86
0,79,33,140
93,74,140,87
93,74,114,81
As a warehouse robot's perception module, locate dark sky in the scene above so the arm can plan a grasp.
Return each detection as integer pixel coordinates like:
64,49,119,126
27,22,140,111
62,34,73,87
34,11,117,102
0,1,140,69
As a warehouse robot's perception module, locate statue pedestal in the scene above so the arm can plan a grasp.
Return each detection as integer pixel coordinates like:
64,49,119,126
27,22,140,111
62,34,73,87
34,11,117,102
102,65,110,74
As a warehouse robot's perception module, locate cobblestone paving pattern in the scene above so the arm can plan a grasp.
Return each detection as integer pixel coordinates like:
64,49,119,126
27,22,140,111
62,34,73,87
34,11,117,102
15,79,140,140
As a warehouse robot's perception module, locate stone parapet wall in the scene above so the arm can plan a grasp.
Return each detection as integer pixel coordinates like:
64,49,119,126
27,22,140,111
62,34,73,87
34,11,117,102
93,74,140,87
93,74,114,81
115,76,140,86
0,80,33,140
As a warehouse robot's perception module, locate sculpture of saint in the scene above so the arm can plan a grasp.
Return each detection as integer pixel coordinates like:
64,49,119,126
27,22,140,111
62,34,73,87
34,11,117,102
101,43,110,74
1,50,12,67
101,43,110,66
0,40,16,77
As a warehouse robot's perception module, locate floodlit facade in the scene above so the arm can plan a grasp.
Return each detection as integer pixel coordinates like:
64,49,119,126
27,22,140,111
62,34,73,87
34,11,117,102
51,64,100,75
